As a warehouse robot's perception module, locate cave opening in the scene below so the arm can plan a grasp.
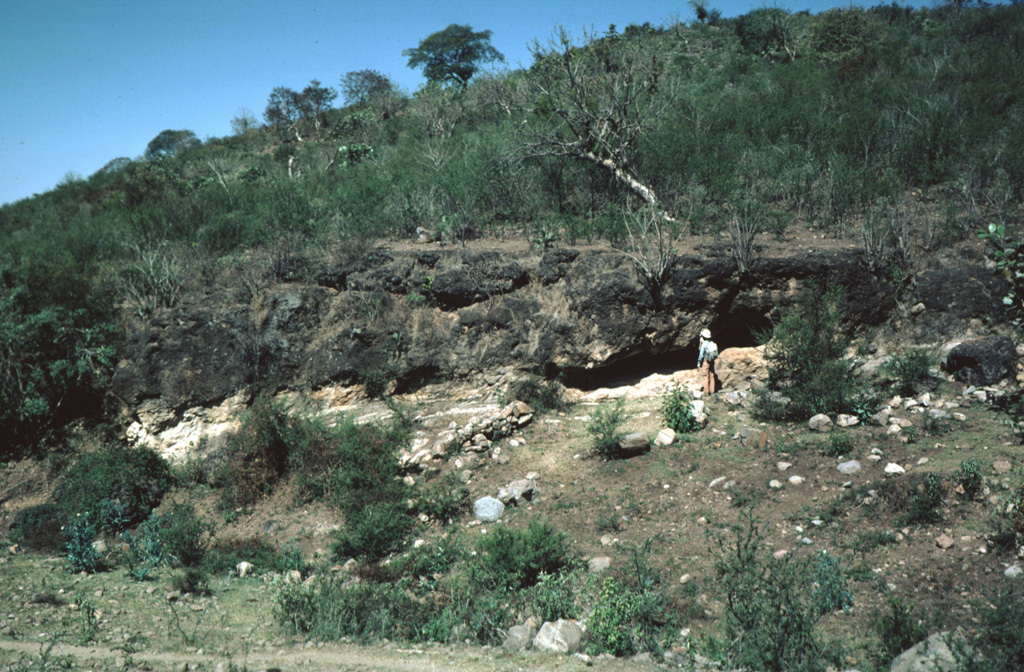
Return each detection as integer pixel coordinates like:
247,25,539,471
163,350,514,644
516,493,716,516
556,313,769,391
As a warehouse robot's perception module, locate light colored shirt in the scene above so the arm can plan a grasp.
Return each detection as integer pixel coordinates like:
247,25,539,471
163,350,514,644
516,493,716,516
698,339,716,366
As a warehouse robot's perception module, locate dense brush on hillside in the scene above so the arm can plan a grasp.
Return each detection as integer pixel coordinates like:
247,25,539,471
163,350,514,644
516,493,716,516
1,3,1022,451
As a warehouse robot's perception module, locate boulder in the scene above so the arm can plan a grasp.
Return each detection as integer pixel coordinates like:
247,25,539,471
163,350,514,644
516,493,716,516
809,414,834,432
715,346,768,390
654,428,676,446
503,623,537,652
836,414,859,428
837,460,862,475
723,390,745,406
889,632,964,672
533,619,584,654
473,496,505,522
617,433,651,458
945,336,1016,386
690,400,708,427
497,479,537,506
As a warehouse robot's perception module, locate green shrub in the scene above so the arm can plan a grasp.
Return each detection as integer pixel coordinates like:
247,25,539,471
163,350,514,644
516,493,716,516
955,458,983,499
472,520,577,591
170,567,211,596
587,576,639,656
529,571,582,623
979,223,1024,324
807,7,874,63
661,386,699,435
202,536,293,575
280,538,306,575
757,283,863,420
586,399,628,460
871,594,930,670
285,412,344,503
506,376,570,413
218,394,290,509
736,8,797,57
811,551,853,616
417,473,470,524
709,509,832,672
882,347,939,396
122,516,169,581
359,365,395,399
150,503,213,567
333,501,414,561
585,540,674,657
55,445,174,533
956,586,1024,672
0,282,117,452
9,503,65,553
822,432,854,458
888,472,946,526
65,512,102,573
390,537,464,592
276,578,441,643
328,416,410,517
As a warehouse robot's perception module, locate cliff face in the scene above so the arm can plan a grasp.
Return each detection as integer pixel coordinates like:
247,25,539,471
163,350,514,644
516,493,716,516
109,239,1005,458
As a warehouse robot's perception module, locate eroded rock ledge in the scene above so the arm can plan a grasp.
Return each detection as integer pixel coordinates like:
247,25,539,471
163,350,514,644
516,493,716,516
111,243,1005,457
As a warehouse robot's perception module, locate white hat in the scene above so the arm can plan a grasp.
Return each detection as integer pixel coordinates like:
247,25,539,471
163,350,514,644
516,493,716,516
701,329,711,339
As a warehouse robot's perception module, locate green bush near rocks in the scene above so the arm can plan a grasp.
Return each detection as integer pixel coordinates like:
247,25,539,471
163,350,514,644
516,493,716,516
54,444,174,533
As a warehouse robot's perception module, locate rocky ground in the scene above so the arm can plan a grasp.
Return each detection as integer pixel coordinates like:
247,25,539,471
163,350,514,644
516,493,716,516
1,230,1022,671
2,359,1022,671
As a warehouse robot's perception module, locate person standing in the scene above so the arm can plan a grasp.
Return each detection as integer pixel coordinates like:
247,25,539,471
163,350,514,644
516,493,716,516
697,328,718,395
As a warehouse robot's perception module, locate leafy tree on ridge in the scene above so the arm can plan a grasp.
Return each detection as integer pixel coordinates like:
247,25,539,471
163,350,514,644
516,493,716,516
403,24,505,90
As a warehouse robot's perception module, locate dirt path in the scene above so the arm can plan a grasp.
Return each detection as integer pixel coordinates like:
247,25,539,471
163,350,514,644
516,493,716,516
0,637,661,672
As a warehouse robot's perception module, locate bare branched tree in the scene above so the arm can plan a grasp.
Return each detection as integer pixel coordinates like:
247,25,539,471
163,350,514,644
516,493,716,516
412,84,468,171
727,201,765,274
620,206,678,306
520,27,678,221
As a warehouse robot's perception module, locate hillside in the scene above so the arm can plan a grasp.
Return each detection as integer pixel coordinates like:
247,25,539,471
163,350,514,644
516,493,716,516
2,3,1024,671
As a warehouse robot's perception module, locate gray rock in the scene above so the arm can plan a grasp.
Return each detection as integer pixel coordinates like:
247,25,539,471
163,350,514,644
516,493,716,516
809,414,834,432
690,400,708,426
533,619,584,653
889,632,964,672
503,623,536,651
498,479,537,506
617,432,651,458
655,428,676,446
724,390,745,405
1006,565,1023,579
837,460,862,475
588,556,612,573
946,336,1016,386
836,413,859,427
473,496,505,522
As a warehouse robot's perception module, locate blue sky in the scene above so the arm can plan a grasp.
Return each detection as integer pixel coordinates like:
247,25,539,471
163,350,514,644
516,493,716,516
1,0,905,206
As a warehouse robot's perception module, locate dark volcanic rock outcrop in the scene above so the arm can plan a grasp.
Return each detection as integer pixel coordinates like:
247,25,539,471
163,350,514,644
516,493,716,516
111,244,998,425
